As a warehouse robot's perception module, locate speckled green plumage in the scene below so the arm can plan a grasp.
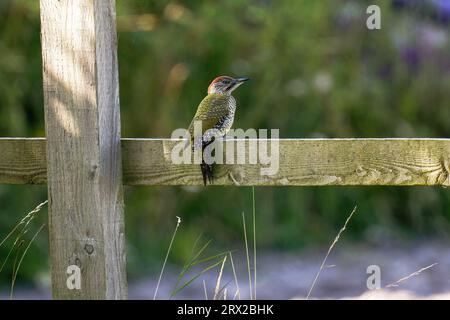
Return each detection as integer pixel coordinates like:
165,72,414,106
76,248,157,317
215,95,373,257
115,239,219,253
188,93,234,145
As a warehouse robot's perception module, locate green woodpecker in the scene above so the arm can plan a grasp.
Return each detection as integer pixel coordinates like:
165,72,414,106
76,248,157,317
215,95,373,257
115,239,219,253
188,75,249,185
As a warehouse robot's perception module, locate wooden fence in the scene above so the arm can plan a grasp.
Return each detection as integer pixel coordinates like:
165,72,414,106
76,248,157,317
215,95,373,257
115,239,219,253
0,1,448,299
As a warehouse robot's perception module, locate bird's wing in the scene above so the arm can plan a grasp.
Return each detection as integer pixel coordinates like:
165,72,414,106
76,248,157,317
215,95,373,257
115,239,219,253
188,94,231,138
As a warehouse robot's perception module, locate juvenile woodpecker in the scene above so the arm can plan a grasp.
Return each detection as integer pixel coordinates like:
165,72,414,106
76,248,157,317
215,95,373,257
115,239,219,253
188,75,249,185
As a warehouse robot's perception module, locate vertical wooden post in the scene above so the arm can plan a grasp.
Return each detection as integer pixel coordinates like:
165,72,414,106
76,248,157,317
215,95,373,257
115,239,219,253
40,0,127,299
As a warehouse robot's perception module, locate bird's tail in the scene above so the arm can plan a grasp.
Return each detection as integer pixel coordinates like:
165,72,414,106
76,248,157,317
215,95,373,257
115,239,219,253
200,161,214,186
200,138,215,185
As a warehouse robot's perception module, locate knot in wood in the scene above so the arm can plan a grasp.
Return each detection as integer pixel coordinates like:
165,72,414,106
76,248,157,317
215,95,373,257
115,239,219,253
84,243,94,255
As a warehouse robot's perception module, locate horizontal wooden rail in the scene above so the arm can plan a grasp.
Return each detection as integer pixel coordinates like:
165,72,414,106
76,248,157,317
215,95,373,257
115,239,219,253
0,138,449,186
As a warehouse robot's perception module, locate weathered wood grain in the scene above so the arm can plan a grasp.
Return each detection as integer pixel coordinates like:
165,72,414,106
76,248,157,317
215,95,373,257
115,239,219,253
0,138,46,184
122,138,450,186
1,138,449,187
40,0,126,299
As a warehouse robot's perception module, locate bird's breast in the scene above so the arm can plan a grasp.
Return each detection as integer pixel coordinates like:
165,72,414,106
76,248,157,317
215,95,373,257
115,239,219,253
228,95,237,113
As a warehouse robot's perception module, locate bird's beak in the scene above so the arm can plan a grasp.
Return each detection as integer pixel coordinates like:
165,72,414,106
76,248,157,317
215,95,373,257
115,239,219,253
226,77,250,92
229,77,250,92
236,77,250,83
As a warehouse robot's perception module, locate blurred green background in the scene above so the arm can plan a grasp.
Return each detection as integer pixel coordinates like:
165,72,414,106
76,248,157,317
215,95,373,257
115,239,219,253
1,0,450,290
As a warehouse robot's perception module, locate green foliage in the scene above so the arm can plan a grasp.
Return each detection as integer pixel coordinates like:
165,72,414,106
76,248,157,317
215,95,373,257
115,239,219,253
1,0,450,287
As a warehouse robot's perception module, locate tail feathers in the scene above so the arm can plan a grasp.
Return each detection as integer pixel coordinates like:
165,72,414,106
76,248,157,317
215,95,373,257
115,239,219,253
200,162,214,186
200,138,215,186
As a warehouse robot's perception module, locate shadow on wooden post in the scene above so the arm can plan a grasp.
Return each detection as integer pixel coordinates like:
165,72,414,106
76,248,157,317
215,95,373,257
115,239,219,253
39,0,127,299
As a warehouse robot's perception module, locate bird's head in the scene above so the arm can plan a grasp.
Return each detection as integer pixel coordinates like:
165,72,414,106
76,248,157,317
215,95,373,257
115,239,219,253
207,76,250,95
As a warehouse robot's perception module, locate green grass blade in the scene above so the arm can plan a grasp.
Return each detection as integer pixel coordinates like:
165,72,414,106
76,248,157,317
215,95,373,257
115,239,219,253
154,216,181,300
172,237,213,299
171,259,224,297
0,200,47,248
229,251,240,300
252,186,257,300
213,256,227,300
242,211,253,300
190,250,233,267
10,223,45,300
